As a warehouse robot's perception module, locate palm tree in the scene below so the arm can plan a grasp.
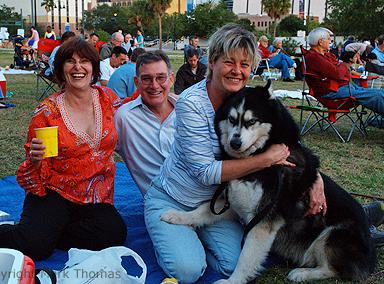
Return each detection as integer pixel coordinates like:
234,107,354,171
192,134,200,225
128,0,152,33
41,0,55,28
262,0,291,37
148,0,172,50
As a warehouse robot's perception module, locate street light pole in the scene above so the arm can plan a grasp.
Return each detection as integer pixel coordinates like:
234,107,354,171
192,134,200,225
30,0,34,26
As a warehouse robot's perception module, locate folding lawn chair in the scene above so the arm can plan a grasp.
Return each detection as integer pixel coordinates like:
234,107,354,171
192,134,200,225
251,59,279,81
35,39,61,100
291,46,367,143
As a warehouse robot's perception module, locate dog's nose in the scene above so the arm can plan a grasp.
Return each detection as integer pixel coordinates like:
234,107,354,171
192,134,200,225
230,136,242,150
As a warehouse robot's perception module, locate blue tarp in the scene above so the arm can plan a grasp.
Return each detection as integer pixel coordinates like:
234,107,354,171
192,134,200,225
0,162,223,283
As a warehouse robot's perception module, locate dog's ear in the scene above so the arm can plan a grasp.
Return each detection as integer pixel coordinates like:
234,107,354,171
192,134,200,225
264,79,275,100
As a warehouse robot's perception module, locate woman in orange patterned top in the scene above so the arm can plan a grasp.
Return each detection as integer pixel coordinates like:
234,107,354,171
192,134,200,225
0,37,127,260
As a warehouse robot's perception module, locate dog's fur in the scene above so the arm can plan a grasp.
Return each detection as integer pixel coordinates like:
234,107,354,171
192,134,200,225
161,81,376,283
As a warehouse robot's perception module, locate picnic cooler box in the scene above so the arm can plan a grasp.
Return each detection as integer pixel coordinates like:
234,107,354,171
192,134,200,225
0,248,35,284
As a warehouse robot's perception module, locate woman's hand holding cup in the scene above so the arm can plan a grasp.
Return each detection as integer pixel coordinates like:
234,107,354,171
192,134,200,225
29,138,45,166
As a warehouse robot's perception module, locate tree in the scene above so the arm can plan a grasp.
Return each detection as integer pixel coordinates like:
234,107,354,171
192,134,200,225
0,5,22,35
261,0,291,37
41,0,55,28
188,1,238,38
127,0,153,33
326,0,384,41
148,0,172,50
83,4,132,35
236,18,256,33
277,14,305,36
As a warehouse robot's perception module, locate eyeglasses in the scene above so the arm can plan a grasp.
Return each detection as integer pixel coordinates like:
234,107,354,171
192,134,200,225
139,74,169,85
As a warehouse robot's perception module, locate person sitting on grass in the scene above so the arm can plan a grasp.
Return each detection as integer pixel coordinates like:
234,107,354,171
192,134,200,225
99,46,128,86
108,47,146,99
0,37,127,260
174,48,207,95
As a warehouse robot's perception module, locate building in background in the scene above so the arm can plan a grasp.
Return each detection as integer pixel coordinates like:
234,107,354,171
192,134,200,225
233,0,328,31
0,0,89,36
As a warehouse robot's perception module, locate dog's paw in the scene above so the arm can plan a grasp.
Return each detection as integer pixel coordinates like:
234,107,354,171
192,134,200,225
287,268,310,282
160,209,189,225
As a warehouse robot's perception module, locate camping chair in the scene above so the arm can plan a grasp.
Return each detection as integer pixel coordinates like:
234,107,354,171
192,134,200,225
291,46,367,143
251,59,278,80
35,39,61,100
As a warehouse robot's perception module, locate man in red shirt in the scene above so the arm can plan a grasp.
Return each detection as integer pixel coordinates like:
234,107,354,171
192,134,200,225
305,27,384,116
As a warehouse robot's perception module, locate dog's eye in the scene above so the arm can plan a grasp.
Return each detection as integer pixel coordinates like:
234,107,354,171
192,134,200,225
245,119,257,127
228,116,236,124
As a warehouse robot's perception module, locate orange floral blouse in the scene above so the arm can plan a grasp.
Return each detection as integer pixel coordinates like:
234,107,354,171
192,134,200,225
16,86,122,205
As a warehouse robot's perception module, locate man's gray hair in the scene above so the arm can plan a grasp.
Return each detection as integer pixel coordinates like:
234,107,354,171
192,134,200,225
135,50,172,76
307,27,333,46
112,32,123,40
273,38,282,46
207,23,260,79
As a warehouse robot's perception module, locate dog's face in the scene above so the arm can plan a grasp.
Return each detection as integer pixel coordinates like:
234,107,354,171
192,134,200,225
216,81,275,159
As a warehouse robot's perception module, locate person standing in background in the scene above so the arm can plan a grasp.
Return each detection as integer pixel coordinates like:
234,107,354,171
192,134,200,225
136,30,144,48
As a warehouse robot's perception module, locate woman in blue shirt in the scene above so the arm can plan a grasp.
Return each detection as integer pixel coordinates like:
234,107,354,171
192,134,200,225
144,23,326,283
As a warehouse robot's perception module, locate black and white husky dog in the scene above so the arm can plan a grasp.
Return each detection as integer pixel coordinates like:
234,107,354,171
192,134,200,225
161,81,376,283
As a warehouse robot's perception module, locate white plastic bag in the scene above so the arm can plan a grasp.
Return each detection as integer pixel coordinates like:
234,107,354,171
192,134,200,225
38,246,146,284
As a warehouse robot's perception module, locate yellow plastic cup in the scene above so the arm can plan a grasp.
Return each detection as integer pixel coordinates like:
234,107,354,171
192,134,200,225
161,278,178,284
34,126,58,158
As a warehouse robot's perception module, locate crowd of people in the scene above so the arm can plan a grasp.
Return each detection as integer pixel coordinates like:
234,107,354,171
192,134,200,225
1,24,384,283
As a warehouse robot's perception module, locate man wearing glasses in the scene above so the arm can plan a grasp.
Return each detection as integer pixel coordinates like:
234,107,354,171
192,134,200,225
100,32,124,60
114,51,177,196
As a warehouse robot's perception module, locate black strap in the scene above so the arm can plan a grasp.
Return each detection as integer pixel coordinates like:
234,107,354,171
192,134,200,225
210,183,230,215
35,268,57,284
241,168,283,247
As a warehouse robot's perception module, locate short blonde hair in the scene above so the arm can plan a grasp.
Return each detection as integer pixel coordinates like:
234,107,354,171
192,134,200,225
207,23,260,79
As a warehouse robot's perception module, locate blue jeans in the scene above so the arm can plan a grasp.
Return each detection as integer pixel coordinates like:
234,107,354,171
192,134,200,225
268,53,295,79
323,83,384,116
144,178,243,283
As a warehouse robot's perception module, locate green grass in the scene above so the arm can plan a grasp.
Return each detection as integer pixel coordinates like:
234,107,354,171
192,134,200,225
0,49,383,283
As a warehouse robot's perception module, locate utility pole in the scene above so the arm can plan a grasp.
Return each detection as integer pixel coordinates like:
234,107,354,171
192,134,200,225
30,0,34,26
58,1,62,36
66,0,69,23
291,0,294,14
81,0,84,34
34,0,37,26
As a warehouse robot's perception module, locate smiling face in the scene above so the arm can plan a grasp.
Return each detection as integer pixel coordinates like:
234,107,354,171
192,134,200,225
134,60,174,110
63,53,93,91
209,49,252,95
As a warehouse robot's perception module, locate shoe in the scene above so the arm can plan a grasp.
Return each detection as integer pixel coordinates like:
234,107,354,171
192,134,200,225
282,78,295,82
363,201,384,227
369,225,384,248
